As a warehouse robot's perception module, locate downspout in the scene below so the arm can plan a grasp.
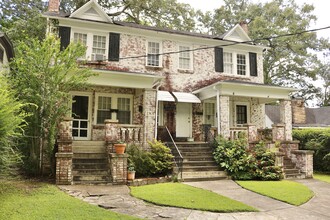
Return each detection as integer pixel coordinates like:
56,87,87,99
153,79,162,139
214,86,221,135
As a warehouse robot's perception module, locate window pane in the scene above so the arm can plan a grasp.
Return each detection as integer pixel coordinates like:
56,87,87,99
147,42,160,66
92,35,106,55
97,96,112,124
237,54,246,75
179,46,190,69
118,98,131,124
236,105,247,124
204,103,215,126
73,33,87,45
224,52,233,74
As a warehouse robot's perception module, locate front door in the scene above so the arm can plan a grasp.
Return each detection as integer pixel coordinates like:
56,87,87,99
176,103,192,137
72,94,91,140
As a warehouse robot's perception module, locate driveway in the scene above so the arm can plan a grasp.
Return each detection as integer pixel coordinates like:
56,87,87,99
59,179,330,219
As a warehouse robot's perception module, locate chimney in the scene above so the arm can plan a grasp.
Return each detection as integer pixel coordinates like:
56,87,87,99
291,98,306,124
239,21,248,34
48,0,60,13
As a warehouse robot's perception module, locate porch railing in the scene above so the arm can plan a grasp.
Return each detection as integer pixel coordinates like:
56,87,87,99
117,124,143,143
229,127,248,140
162,126,183,179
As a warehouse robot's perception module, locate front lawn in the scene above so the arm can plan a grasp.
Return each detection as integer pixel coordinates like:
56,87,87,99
236,180,313,206
314,173,330,183
0,180,138,220
130,182,257,212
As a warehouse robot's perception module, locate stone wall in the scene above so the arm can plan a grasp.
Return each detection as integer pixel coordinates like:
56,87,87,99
250,99,265,128
280,100,293,141
109,153,128,184
291,150,314,178
220,96,230,138
143,89,157,145
192,103,203,141
291,98,306,124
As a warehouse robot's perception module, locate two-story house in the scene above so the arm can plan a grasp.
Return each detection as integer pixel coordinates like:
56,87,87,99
45,0,311,184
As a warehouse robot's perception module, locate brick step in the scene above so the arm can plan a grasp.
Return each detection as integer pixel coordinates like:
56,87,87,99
284,168,300,174
183,161,218,167
73,153,107,159
72,169,108,175
285,173,303,179
73,174,109,182
182,171,226,182
73,148,107,154
181,151,213,157
73,180,110,185
182,156,214,162
182,165,220,172
73,163,108,170
73,158,107,164
72,141,105,147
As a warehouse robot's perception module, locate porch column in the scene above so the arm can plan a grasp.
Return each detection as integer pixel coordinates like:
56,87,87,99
219,95,230,139
280,99,293,141
143,89,157,146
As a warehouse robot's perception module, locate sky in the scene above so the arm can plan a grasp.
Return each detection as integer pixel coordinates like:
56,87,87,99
177,0,330,40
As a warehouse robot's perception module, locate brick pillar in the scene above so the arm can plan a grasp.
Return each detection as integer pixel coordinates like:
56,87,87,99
272,124,285,142
105,119,119,153
109,153,128,184
48,0,60,13
143,89,157,146
246,124,258,142
280,100,292,141
219,96,230,139
291,98,306,124
56,117,73,185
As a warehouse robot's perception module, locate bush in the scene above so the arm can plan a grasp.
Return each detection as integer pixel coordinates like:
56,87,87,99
293,128,330,172
213,136,283,180
126,140,174,178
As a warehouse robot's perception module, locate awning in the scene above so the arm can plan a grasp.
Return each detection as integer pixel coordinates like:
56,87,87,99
157,91,201,103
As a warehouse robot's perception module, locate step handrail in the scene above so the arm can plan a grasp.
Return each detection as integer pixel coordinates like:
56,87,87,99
164,126,183,179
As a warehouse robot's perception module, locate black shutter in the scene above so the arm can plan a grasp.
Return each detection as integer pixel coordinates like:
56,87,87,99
58,26,71,51
0,48,4,63
249,52,257,76
214,47,223,72
108,32,120,61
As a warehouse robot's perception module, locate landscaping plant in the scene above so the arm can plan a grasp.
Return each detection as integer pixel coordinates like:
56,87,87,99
213,135,283,180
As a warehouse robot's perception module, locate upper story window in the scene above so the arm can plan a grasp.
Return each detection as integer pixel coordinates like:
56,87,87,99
237,54,246,75
92,35,106,61
147,41,161,67
73,33,87,45
224,52,233,74
179,45,191,70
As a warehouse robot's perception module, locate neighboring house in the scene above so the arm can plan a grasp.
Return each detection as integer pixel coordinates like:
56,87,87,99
0,32,14,71
266,98,330,128
44,0,312,184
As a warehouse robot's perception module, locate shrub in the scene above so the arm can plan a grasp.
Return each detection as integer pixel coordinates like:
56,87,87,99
213,136,283,180
126,140,174,178
293,128,330,172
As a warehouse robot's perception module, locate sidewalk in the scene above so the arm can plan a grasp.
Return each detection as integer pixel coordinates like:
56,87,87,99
59,179,330,219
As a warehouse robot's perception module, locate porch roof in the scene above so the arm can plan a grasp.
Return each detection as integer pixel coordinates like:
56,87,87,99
193,80,297,103
89,69,163,89
157,91,201,103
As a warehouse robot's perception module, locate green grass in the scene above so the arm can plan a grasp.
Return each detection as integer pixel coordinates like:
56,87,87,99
0,180,139,220
130,182,257,212
314,173,330,183
236,180,314,206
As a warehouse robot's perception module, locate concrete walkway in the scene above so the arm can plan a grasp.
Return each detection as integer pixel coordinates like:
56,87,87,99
59,179,330,220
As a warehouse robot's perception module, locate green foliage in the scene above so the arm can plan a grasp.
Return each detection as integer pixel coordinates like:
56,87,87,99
0,180,138,219
130,183,257,212
0,78,26,176
213,136,283,180
293,128,330,172
7,35,93,175
236,180,314,206
126,140,174,178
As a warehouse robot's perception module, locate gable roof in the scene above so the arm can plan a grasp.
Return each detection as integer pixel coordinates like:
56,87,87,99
0,32,14,60
69,0,112,23
222,24,251,42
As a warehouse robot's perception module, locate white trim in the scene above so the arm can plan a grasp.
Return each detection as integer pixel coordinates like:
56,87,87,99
223,49,250,77
70,0,112,23
223,24,251,42
146,40,163,67
70,91,93,140
94,92,133,125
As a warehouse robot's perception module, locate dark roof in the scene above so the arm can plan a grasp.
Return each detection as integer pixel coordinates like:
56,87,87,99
43,12,242,42
0,32,14,60
265,105,330,127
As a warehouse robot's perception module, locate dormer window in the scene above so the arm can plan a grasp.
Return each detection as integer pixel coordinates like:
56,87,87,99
147,41,161,67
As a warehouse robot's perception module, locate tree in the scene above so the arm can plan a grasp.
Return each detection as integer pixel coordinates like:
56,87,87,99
0,0,47,45
199,0,330,103
317,59,330,106
7,35,93,174
0,77,26,176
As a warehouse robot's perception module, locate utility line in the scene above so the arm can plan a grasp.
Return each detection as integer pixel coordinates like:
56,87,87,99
119,25,330,60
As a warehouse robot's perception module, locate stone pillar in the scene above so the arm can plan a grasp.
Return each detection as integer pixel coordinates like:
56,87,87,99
219,96,230,139
105,119,119,153
109,153,128,184
250,99,265,128
143,89,157,146
291,98,306,124
291,150,314,178
272,124,285,142
280,100,292,141
246,124,258,142
56,117,73,185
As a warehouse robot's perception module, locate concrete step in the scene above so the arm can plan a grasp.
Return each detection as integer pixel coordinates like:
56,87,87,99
72,170,108,175
182,171,227,182
73,174,109,182
182,165,220,172
73,180,110,185
182,155,214,162
183,161,218,167
73,158,107,164
73,153,107,159
72,141,106,153
73,163,108,170
284,168,300,174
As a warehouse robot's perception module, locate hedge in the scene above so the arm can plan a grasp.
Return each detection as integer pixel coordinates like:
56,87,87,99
292,128,330,172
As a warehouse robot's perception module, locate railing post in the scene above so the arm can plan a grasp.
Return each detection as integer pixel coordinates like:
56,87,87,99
56,117,73,185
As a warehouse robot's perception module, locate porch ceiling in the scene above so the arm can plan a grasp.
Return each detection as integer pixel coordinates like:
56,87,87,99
193,80,297,103
157,91,201,103
88,69,163,89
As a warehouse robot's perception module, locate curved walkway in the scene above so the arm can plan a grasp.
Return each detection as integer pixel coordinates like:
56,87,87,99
59,179,330,220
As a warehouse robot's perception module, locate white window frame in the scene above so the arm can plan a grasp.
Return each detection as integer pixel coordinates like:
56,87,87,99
223,52,233,74
178,44,193,70
203,101,217,127
146,40,162,67
236,53,247,76
71,28,108,61
223,50,250,76
94,93,133,125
